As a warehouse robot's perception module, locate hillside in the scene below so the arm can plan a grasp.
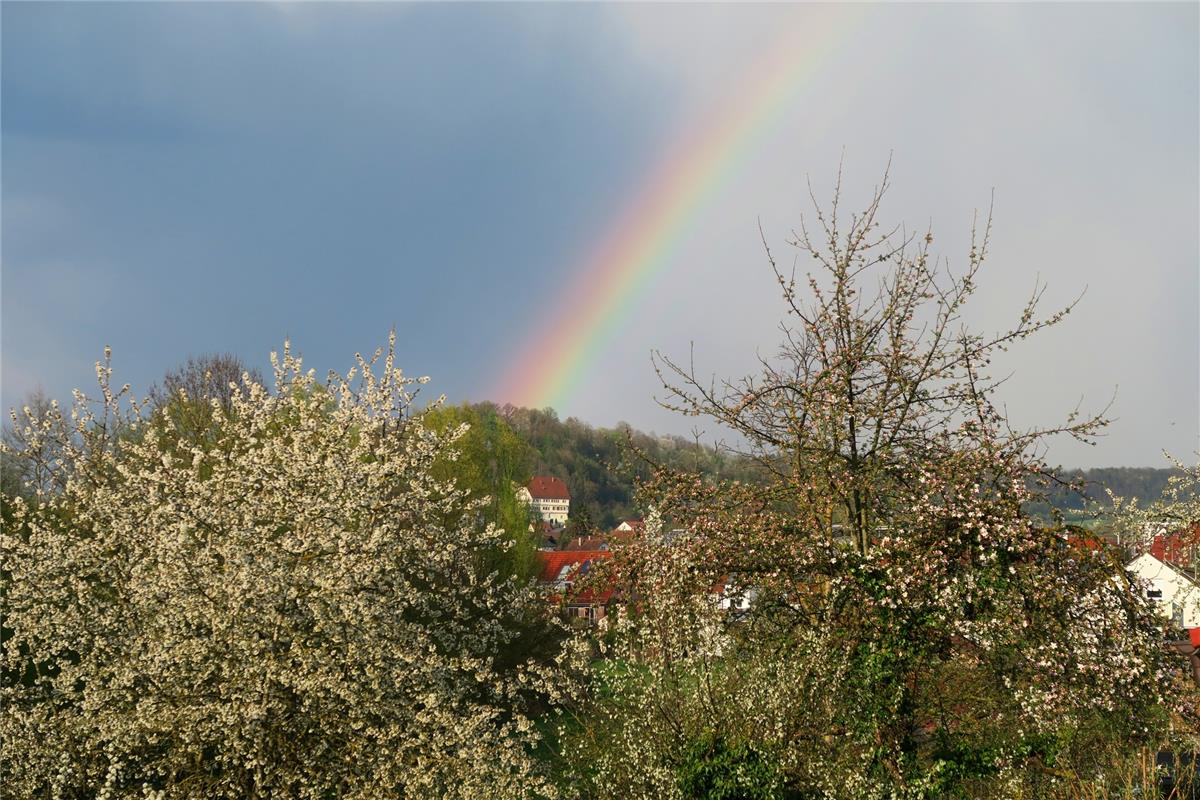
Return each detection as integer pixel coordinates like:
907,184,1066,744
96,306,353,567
489,404,762,528
484,403,1185,529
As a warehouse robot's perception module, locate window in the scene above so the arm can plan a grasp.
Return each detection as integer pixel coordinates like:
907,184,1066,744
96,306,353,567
1147,589,1163,599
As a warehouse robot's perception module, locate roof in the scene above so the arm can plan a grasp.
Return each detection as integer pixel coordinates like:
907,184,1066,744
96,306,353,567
564,535,609,551
527,476,570,500
710,574,751,597
536,550,612,582
1065,531,1108,552
1142,522,1200,585
606,530,635,547
534,550,615,604
1150,523,1200,576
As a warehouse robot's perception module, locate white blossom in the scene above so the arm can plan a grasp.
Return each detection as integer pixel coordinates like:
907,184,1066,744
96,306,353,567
2,336,555,799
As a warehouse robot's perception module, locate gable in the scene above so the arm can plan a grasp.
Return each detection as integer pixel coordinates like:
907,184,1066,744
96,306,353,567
1128,553,1199,589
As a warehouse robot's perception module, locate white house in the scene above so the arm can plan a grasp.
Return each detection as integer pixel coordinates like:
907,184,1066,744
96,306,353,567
1127,552,1200,629
711,575,756,615
518,476,571,526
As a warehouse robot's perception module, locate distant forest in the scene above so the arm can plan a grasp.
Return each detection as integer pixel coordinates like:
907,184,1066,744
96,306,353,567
484,403,1185,529
493,404,763,529
1030,466,1191,519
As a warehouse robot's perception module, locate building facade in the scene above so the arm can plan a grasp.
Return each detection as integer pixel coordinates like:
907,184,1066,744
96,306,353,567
518,475,571,526
1127,552,1200,629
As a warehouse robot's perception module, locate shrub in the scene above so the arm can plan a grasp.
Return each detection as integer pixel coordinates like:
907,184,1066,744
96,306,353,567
2,337,558,799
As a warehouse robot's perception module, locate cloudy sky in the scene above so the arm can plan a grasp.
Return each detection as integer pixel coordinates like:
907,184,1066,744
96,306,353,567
3,3,1197,468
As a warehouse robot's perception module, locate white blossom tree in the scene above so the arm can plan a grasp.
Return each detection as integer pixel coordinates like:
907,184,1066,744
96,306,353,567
2,337,558,799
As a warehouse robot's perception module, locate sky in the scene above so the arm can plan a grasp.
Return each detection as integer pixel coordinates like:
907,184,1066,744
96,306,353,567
3,2,1197,469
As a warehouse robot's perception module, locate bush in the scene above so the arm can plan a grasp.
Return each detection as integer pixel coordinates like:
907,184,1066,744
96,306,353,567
677,734,787,800
2,337,558,799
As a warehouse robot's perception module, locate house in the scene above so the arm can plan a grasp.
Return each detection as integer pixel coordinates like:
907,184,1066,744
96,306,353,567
1167,627,1200,686
517,476,570,526
607,519,645,547
1150,523,1200,574
1127,525,1200,629
535,550,614,623
710,575,756,614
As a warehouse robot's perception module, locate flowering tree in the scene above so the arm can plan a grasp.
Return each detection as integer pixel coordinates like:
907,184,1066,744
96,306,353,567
1,389,58,499
1106,456,1200,558
562,168,1182,797
2,337,557,799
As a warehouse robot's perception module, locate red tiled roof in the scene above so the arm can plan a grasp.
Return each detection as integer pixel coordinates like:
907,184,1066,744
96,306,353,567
527,476,570,500
536,550,612,583
1066,532,1107,553
534,550,617,605
1150,523,1200,571
709,574,750,599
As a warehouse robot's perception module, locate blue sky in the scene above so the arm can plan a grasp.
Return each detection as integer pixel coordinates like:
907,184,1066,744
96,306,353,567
3,3,1197,468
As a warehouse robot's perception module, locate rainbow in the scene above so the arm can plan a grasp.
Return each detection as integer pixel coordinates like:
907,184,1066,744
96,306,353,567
492,8,860,411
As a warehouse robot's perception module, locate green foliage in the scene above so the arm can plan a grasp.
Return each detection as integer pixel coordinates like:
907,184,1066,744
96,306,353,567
677,734,788,800
482,403,1183,537
560,506,597,545
424,403,539,582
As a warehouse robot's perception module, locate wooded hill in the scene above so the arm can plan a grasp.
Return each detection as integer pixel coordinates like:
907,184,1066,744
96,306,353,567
492,403,763,529
482,403,1185,528
1039,466,1188,510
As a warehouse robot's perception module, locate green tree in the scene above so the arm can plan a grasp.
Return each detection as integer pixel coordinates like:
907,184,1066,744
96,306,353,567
559,506,596,548
425,403,538,581
496,405,765,529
